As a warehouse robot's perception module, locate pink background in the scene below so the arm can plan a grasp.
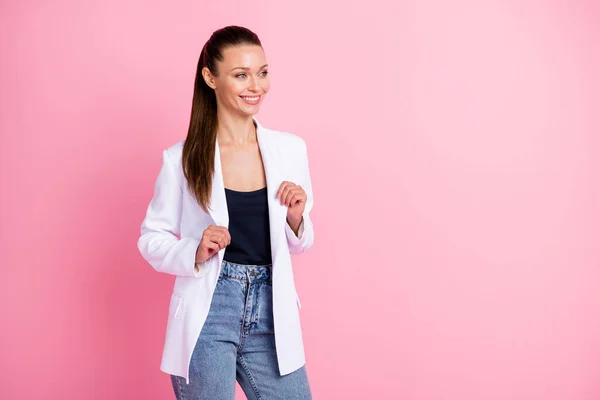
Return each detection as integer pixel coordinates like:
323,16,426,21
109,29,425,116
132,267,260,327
1,0,599,399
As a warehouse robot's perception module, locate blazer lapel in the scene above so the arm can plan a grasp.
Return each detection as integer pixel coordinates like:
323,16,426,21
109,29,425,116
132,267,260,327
207,139,228,228
256,118,287,262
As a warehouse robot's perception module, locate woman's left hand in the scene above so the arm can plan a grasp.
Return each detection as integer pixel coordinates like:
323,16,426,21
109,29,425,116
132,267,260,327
276,181,306,223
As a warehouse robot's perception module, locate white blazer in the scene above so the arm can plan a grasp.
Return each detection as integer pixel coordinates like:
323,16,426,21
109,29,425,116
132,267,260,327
137,116,314,384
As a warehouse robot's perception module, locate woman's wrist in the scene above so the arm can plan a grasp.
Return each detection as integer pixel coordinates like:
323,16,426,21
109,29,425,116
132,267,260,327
286,215,303,236
195,244,205,263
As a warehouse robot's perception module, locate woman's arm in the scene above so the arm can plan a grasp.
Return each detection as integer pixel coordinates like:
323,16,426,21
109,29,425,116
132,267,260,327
284,139,314,254
137,149,204,277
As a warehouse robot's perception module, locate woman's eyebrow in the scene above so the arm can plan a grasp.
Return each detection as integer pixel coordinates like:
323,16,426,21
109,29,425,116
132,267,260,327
230,64,269,71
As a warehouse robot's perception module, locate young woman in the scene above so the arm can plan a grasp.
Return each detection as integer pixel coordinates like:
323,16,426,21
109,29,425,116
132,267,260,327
137,26,315,399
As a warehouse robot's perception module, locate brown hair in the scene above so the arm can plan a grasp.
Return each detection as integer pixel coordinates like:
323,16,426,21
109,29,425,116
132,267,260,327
182,26,262,212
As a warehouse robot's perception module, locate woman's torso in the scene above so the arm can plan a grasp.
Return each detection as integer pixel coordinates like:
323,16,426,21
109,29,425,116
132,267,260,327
219,132,272,265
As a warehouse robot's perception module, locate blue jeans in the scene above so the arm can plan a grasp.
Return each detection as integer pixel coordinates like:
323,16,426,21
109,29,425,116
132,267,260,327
170,260,312,399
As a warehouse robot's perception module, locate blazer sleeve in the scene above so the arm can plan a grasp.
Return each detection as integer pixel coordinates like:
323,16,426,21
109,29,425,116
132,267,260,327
137,149,204,277
284,139,315,254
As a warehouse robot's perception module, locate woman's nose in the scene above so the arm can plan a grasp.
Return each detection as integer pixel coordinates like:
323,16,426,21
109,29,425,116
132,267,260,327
248,77,259,91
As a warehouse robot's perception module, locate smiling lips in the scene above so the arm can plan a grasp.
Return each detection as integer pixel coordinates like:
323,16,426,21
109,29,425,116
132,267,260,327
240,95,261,105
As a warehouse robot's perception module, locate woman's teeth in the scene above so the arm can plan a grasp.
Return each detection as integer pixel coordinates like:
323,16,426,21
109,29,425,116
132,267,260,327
241,96,260,104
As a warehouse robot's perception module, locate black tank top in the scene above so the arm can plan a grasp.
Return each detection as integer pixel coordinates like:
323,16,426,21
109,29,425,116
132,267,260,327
222,186,273,265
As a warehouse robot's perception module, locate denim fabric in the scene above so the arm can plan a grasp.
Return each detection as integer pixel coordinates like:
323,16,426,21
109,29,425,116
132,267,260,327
170,260,312,399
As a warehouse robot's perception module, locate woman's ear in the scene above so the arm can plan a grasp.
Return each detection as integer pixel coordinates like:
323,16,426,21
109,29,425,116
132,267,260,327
202,67,216,90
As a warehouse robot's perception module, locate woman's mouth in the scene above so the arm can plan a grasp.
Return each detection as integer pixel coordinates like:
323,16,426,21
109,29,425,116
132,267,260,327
240,95,261,105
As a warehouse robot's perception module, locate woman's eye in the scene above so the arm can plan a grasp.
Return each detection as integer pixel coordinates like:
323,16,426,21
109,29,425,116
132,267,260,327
236,71,268,78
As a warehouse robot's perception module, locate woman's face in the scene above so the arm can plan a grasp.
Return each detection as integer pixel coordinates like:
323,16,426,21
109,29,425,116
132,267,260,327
203,44,270,117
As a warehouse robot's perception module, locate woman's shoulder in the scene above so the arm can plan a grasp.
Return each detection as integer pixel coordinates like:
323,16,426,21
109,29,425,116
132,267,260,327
163,140,185,163
262,126,307,154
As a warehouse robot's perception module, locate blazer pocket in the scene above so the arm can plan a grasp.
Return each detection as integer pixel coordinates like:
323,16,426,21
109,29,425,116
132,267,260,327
169,293,184,319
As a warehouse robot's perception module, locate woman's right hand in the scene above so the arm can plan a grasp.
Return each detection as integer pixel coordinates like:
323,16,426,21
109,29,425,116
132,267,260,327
195,225,231,263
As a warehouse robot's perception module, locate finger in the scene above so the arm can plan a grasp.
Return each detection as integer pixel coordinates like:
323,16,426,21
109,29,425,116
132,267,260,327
289,193,301,206
296,187,306,202
277,181,292,198
206,232,227,247
202,237,220,252
206,228,230,247
276,182,284,198
205,234,221,248
215,230,230,246
216,232,228,249
284,186,301,206
281,184,296,205
294,188,306,204
281,187,290,206
221,231,231,248
283,189,293,206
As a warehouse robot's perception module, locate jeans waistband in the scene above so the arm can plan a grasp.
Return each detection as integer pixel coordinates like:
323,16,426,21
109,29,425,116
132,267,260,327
220,260,272,282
